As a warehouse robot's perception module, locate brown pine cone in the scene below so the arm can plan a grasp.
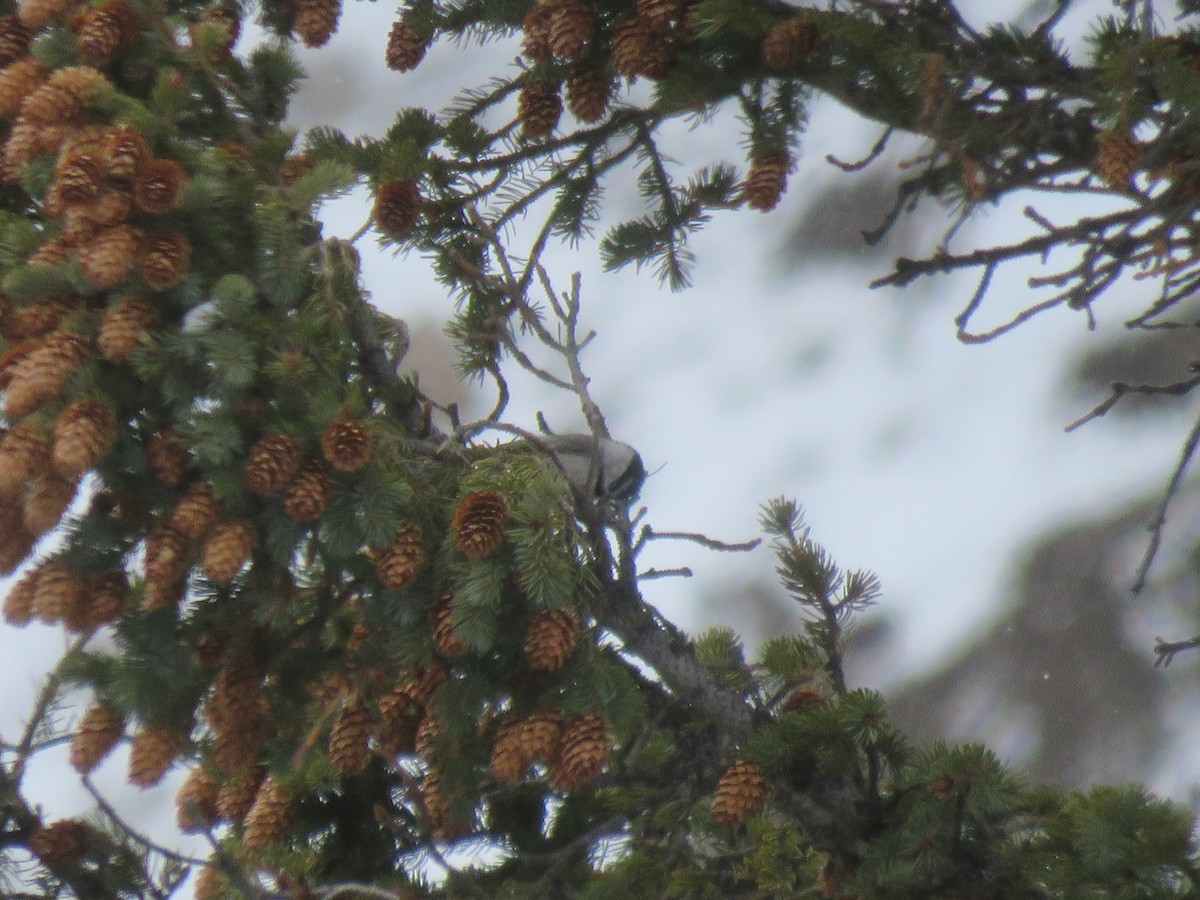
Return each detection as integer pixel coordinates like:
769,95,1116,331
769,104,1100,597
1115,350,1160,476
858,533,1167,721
193,861,226,900
29,818,89,868
100,124,149,182
328,698,373,775
2,567,39,625
321,418,372,471
419,769,470,841
242,775,292,849
414,712,441,761
138,229,190,291
375,522,424,588
0,501,34,574
762,16,819,71
245,433,302,495
490,718,528,784
282,460,332,522
385,19,428,71
82,572,127,629
74,0,136,67
712,757,766,826
637,0,683,28
524,608,580,671
452,490,508,559
294,0,340,47
53,146,103,205
520,708,565,767
741,151,790,212
78,224,140,291
24,475,77,536
169,481,220,539
430,593,469,657
1097,134,1139,189
69,704,123,774
518,78,562,141
3,295,78,342
22,66,109,123
99,294,158,363
176,766,220,832
0,423,51,498
373,179,423,239
279,153,312,185
52,398,117,478
548,0,595,62
216,765,264,822
4,331,89,420
612,16,674,79
133,158,188,214
147,430,188,485
522,3,553,61
0,17,32,67
567,67,613,123
0,57,48,119
210,654,264,730
2,122,43,185
31,563,83,625
376,685,421,755
128,724,186,787
143,524,188,609
17,0,77,30
549,713,612,791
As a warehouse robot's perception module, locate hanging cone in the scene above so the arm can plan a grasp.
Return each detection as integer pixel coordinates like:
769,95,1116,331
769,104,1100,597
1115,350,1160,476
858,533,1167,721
201,520,255,583
1097,134,1139,189
31,563,84,626
385,18,428,71
1,121,40,185
612,16,674,79
78,224,140,291
17,0,77,30
133,157,188,214
376,685,421,755
193,860,227,900
414,712,442,761
328,698,373,775
547,0,595,62
0,17,32,67
0,57,48,119
176,766,220,832
520,708,565,767
452,490,509,559
518,78,562,141
82,571,128,630
4,295,79,342
242,775,292,849
216,764,264,822
73,0,136,66
430,593,469,657
143,524,189,609
52,398,117,478
28,818,89,868
712,757,766,826
128,724,186,787
490,718,528,784
374,522,425,588
138,229,190,291
762,16,819,71
147,430,188,485
53,146,103,205
524,608,581,671
567,66,613,123
245,433,302,495
0,423,51,499
24,474,76,536
0,502,34,574
4,331,89,420
69,704,123,774
741,151,790,212
637,0,683,28
100,124,149,182
373,179,423,238
294,0,340,47
320,418,372,471
210,655,264,732
282,460,333,522
98,294,158,363
549,713,612,791
168,481,220,539
2,567,39,626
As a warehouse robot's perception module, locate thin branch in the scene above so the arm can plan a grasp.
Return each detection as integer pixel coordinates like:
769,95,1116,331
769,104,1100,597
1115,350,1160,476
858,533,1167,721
1132,407,1200,592
1065,373,1200,431
82,777,208,868
640,526,762,553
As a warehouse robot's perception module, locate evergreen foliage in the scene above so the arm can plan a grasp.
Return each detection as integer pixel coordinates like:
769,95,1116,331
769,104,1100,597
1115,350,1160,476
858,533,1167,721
0,0,1199,897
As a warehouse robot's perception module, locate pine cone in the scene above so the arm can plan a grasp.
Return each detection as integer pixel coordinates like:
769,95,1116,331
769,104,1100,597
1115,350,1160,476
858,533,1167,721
143,524,188,609
519,78,562,141
452,490,508,559
100,124,149,182
375,522,425,588
52,398,117,478
550,713,611,791
419,768,468,841
1097,134,1139,189
373,179,423,238
282,460,332,522
0,423,51,498
138,229,190,291
385,19,428,71
16,0,77,30
490,719,528,784
712,757,766,826
612,16,674,79
31,563,83,625
0,17,32,67
524,608,580,671
128,724,186,787
210,655,264,730
22,66,108,123
376,686,421,755
78,224,139,291
194,861,227,900
69,704,123,774
567,66,613,123
169,481,220,539
522,5,553,62
242,775,292,849
762,16,819,71
637,0,683,28
216,765,264,822
24,475,77,536
0,502,34,574
132,157,187,214
5,331,89,420
321,418,372,471
29,818,89,868
329,698,373,775
98,294,158,363
53,146,103,205
520,708,565,767
147,430,188,485
245,433,302,495
414,712,441,761
74,0,135,66
0,57,48,119
4,295,78,341
742,151,790,212
1,122,43,184
82,571,127,629
176,766,220,832
294,0,340,47
548,0,595,62
2,567,38,625
430,593,469,657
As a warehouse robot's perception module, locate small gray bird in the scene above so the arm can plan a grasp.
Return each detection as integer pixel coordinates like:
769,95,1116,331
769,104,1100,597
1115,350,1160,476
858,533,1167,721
539,434,645,504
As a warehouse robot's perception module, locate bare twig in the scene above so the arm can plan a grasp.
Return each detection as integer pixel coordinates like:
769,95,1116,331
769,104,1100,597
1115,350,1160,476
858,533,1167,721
1132,408,1200,592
